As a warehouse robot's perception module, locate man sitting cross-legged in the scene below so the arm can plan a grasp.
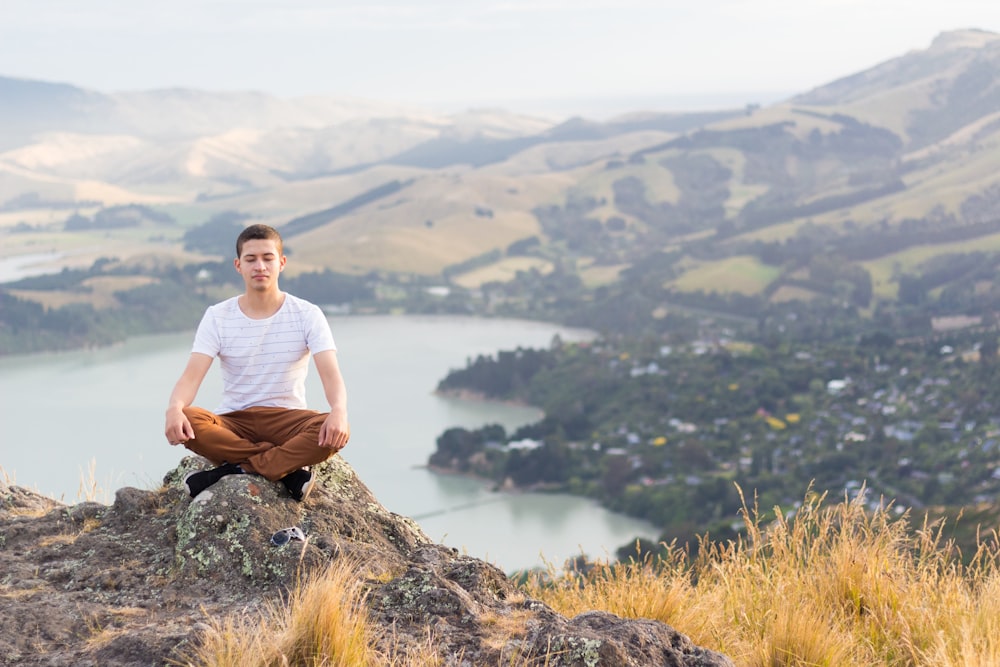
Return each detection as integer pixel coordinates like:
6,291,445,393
163,224,350,501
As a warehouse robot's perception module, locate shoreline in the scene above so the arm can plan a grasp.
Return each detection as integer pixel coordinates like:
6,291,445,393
433,387,536,410
423,462,573,496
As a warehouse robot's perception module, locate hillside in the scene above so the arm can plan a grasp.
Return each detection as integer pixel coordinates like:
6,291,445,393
3,30,1000,347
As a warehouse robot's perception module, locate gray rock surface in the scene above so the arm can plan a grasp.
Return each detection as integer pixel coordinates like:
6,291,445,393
0,455,734,666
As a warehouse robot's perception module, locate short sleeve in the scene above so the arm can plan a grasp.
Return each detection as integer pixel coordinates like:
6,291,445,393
191,306,221,358
304,304,337,355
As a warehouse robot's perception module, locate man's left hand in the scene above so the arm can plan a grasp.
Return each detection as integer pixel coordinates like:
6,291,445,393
319,411,350,451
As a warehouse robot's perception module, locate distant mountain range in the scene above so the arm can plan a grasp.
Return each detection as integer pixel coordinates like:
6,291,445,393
0,75,744,205
3,29,1000,308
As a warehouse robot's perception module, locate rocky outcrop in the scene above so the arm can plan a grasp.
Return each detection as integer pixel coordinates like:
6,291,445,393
0,455,733,666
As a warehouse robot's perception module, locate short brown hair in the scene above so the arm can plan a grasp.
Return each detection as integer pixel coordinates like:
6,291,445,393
236,224,283,258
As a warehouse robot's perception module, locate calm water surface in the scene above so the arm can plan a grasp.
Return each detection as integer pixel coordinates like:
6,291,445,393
0,315,656,571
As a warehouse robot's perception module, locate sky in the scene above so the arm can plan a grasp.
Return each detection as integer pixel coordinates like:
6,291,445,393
2,0,999,116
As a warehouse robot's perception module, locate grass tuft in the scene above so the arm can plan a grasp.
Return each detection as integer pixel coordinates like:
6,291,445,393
179,557,379,666
77,458,112,504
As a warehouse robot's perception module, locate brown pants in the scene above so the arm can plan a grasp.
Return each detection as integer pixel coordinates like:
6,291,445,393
181,406,334,481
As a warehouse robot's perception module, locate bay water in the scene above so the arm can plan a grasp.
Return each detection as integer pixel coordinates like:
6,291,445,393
0,314,656,572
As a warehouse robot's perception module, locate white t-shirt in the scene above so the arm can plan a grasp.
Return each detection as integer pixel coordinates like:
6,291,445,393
191,293,337,413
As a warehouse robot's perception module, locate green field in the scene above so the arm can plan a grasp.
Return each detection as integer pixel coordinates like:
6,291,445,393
451,257,554,288
862,231,1000,299
670,255,782,295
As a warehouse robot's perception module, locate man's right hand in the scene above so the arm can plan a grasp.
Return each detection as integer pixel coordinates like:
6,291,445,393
164,353,213,446
164,407,195,446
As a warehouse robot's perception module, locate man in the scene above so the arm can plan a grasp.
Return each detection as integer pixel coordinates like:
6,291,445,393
164,224,350,501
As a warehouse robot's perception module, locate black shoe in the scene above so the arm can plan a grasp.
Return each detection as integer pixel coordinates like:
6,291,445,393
184,462,244,497
280,468,314,502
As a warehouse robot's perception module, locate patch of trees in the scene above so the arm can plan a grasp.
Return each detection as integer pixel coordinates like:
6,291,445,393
0,282,211,355
281,180,412,237
563,289,663,336
773,254,873,308
897,252,996,306
183,210,251,257
64,204,174,231
437,347,556,398
663,153,731,224
632,122,798,160
443,250,503,280
282,270,375,305
5,266,96,291
661,289,765,319
1,192,96,212
744,199,1000,274
429,425,507,475
612,177,693,236
506,236,541,256
733,180,906,234
795,111,903,158
113,282,213,330
612,154,731,237
3,257,128,292
533,199,631,262
503,441,575,486
960,184,1000,224
835,216,1000,261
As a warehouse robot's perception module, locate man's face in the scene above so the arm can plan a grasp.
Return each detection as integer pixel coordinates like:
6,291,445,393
235,238,285,292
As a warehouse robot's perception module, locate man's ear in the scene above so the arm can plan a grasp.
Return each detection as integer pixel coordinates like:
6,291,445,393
279,255,287,271
234,257,241,272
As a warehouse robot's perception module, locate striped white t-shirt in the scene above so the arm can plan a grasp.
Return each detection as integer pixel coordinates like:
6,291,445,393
191,293,337,413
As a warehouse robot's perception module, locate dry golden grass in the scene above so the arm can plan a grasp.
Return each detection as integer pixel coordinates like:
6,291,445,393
37,533,79,548
578,262,628,288
85,608,150,650
35,513,101,548
573,157,681,207
478,602,534,652
182,558,379,667
293,204,542,276
172,487,1000,666
523,488,1000,667
0,583,52,600
77,458,112,504
769,284,822,303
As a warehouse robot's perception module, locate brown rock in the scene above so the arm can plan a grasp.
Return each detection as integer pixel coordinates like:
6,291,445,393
0,457,733,666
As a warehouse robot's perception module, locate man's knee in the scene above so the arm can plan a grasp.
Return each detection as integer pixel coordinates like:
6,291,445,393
183,405,217,424
299,414,326,439
182,407,227,441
